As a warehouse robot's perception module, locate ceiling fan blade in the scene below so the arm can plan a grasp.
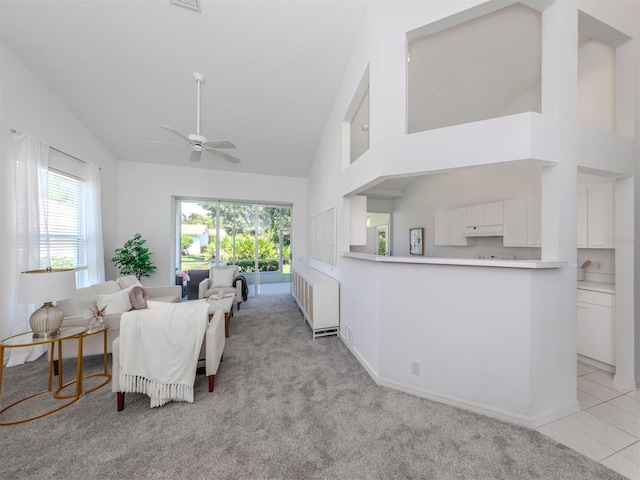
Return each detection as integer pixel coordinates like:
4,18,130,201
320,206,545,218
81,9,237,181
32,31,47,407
189,149,202,162
161,125,190,143
205,149,242,164
204,140,236,149
145,140,190,146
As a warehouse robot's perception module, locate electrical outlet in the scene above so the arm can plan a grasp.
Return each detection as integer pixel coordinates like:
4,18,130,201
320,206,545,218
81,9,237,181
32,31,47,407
596,262,602,271
346,326,354,345
411,361,421,376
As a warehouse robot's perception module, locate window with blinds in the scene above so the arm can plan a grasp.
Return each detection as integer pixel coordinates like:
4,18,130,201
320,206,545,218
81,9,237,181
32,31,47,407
40,168,87,269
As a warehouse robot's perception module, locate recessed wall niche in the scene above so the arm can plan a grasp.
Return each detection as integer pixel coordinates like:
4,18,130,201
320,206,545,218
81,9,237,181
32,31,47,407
343,66,370,166
407,3,541,133
577,10,633,135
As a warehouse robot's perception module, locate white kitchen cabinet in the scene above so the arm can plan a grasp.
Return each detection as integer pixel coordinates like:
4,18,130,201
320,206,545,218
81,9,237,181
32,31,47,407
577,186,588,248
587,184,614,248
527,194,541,247
435,208,470,246
466,202,503,226
434,211,450,246
292,267,339,339
503,195,540,247
577,184,614,249
503,197,527,247
577,288,615,366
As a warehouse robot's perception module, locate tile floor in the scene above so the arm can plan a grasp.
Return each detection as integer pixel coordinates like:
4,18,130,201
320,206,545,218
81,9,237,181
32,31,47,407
537,362,640,480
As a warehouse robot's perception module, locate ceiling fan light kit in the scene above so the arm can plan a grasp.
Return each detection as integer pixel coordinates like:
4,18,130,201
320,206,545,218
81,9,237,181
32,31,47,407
146,71,241,164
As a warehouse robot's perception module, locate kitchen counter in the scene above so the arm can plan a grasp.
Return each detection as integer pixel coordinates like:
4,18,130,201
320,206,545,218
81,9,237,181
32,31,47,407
342,252,566,269
577,280,615,294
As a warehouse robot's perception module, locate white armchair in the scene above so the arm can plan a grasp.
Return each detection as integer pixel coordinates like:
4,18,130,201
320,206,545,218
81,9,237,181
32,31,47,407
198,265,245,310
111,304,225,411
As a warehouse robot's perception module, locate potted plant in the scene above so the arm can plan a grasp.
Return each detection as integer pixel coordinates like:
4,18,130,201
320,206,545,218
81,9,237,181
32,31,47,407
111,233,157,280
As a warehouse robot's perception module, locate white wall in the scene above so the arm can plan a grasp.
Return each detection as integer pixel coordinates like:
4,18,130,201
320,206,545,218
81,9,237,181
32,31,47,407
116,161,307,286
306,0,638,424
0,42,120,340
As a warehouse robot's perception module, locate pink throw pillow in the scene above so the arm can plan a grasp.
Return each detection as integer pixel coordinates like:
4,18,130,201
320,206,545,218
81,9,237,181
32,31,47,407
129,286,149,310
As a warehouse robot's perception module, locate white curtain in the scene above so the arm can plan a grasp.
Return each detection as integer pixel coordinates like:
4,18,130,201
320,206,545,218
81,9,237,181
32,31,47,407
6,131,50,366
84,162,105,286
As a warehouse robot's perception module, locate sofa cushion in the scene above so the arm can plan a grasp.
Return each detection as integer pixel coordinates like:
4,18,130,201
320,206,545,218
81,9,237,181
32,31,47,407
97,286,134,315
58,286,97,318
210,267,236,288
117,275,143,290
92,280,121,295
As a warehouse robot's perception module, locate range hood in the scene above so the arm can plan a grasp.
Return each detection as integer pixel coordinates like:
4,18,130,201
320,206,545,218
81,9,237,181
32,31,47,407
463,224,504,237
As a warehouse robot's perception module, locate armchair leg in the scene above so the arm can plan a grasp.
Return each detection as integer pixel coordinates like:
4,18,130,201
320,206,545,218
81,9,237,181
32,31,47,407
237,302,241,310
53,359,59,376
117,392,125,412
208,374,215,392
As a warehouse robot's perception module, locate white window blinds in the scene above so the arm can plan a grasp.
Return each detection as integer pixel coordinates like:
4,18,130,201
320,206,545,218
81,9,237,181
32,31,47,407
40,169,87,269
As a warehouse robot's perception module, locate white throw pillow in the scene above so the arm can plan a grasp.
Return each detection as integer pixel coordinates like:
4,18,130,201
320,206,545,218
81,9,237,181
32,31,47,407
210,267,236,288
96,286,134,314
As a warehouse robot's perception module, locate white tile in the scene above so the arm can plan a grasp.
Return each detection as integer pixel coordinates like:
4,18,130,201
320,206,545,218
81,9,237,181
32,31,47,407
609,395,640,419
620,442,640,465
538,419,614,462
588,403,640,438
627,390,640,401
578,361,599,376
600,453,640,480
578,377,623,402
578,390,602,410
563,411,638,451
584,371,636,394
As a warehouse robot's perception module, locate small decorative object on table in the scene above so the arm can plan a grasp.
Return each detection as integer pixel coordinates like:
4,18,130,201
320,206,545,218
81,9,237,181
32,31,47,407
89,305,107,330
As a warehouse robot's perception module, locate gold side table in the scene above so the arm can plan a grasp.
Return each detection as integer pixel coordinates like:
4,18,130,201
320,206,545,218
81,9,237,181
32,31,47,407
54,324,111,399
0,325,86,426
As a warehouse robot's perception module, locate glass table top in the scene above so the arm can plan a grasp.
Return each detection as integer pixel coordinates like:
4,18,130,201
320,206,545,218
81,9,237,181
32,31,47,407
1,325,87,348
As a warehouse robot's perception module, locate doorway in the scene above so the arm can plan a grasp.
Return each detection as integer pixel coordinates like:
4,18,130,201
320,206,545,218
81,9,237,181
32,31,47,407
178,199,292,296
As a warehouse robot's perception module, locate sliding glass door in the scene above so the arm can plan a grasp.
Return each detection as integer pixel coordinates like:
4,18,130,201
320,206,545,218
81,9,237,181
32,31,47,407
178,199,291,296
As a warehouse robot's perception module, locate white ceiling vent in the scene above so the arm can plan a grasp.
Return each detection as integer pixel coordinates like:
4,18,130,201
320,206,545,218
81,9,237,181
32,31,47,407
170,0,200,12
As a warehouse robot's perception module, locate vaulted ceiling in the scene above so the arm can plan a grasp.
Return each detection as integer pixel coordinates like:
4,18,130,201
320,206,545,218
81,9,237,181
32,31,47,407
1,0,368,177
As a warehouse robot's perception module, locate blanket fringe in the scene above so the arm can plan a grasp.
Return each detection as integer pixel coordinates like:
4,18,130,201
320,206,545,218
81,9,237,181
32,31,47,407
121,373,194,408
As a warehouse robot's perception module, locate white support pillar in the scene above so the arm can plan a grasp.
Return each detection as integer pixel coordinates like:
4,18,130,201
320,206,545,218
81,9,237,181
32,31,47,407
541,163,577,267
614,176,638,389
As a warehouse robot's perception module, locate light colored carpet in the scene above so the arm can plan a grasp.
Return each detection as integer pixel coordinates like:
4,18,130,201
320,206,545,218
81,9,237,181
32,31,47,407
0,295,624,479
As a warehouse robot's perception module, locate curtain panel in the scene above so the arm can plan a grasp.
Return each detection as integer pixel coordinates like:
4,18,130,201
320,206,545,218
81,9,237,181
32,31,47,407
6,131,50,366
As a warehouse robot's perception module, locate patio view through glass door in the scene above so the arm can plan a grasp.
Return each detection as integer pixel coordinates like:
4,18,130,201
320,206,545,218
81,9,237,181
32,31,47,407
178,199,291,297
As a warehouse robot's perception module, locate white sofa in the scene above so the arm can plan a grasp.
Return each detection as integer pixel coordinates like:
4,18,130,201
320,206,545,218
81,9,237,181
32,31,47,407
54,275,181,362
112,308,225,411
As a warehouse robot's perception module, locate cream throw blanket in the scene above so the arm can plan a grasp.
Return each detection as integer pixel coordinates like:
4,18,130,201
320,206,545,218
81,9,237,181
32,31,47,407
119,301,208,408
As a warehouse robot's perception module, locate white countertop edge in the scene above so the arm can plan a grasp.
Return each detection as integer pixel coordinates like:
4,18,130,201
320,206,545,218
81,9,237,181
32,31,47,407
341,252,567,269
577,281,615,294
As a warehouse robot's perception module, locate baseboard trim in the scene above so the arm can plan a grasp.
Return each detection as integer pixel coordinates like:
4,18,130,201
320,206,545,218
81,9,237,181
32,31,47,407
339,335,581,429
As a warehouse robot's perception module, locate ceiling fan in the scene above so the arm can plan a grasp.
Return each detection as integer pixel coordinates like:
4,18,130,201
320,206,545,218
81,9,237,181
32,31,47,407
147,72,241,164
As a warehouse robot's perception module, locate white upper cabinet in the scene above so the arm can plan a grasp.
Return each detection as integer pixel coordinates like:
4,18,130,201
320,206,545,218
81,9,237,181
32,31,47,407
435,208,471,246
503,194,540,248
449,208,469,245
577,184,614,249
466,202,503,226
577,186,588,248
527,194,541,247
587,184,614,248
503,197,527,247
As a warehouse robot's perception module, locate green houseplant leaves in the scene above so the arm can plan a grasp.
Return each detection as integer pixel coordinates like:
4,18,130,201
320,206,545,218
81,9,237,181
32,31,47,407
111,233,157,280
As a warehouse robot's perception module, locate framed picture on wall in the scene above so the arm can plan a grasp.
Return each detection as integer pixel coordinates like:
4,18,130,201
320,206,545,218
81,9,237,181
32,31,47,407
409,228,423,255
